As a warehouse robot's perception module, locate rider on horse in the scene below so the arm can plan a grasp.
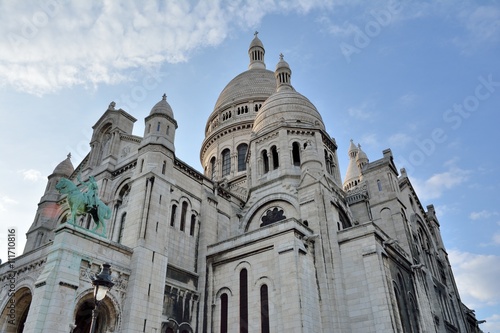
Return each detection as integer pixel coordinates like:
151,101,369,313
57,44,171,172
77,174,98,210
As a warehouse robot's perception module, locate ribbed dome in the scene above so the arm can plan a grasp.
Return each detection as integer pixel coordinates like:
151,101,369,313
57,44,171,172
249,34,264,49
357,145,368,162
212,69,275,112
150,94,173,117
53,154,74,177
252,90,325,134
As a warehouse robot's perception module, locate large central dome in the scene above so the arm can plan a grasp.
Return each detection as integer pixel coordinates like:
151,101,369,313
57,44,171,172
212,68,275,113
200,33,277,176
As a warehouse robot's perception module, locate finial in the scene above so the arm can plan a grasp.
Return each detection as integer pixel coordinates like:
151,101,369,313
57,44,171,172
254,31,258,37
67,153,71,159
162,93,167,101
108,101,116,110
279,53,284,61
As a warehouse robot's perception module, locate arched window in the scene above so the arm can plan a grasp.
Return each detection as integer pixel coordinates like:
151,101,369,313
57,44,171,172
220,293,228,333
240,269,248,333
170,204,177,227
221,149,231,177
210,156,217,180
292,142,301,166
118,213,126,243
260,284,270,333
262,150,269,173
237,144,248,172
162,161,166,175
180,201,188,231
339,208,352,229
157,121,161,131
408,293,420,333
393,282,406,332
271,145,279,169
190,214,196,236
324,149,331,174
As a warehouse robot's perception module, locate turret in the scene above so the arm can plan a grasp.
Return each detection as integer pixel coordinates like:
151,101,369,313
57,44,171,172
343,140,361,191
24,154,74,253
356,144,369,170
248,31,266,70
141,94,177,152
275,53,292,92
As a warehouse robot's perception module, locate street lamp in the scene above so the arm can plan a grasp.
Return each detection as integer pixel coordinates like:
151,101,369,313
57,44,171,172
89,263,115,333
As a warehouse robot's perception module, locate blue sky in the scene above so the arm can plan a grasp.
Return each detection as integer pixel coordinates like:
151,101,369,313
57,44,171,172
0,0,499,330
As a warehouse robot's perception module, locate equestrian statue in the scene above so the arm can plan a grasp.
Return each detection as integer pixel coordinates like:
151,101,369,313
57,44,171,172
55,174,112,235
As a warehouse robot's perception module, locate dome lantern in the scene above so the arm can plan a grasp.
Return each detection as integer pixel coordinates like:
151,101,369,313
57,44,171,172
248,31,266,70
275,53,292,92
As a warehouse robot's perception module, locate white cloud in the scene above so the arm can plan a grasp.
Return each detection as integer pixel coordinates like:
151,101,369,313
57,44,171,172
481,313,500,333
448,249,500,309
412,167,470,201
454,5,500,53
387,132,412,148
347,101,375,120
0,195,18,212
397,93,417,106
360,133,378,147
493,233,500,245
19,169,43,182
470,210,498,221
0,0,334,95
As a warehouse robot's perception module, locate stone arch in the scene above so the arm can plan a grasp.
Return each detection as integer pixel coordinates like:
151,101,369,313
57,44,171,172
72,289,120,333
110,179,131,242
93,122,113,164
234,261,252,273
58,208,70,224
162,319,179,333
242,194,299,231
178,322,193,333
0,287,32,333
215,286,233,299
254,276,275,292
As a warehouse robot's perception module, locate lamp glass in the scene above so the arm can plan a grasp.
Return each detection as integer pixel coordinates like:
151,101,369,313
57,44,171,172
95,285,109,301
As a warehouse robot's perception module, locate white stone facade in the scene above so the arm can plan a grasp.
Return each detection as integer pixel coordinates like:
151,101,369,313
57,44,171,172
0,35,482,333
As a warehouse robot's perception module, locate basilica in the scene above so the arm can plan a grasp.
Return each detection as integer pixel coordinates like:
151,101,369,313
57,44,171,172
0,34,482,332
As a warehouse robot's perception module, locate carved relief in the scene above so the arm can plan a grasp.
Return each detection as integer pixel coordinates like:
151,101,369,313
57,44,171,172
260,207,286,227
79,260,129,299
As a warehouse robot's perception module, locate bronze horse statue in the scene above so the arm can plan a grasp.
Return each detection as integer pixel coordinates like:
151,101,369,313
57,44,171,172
56,177,111,235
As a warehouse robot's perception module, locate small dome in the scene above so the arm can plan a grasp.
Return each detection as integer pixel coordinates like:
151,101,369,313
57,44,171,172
53,153,74,177
252,89,325,134
276,54,290,72
252,54,324,134
150,94,174,117
249,32,264,49
357,144,368,162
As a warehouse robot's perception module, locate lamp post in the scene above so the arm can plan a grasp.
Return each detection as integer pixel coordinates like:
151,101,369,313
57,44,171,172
89,263,115,333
